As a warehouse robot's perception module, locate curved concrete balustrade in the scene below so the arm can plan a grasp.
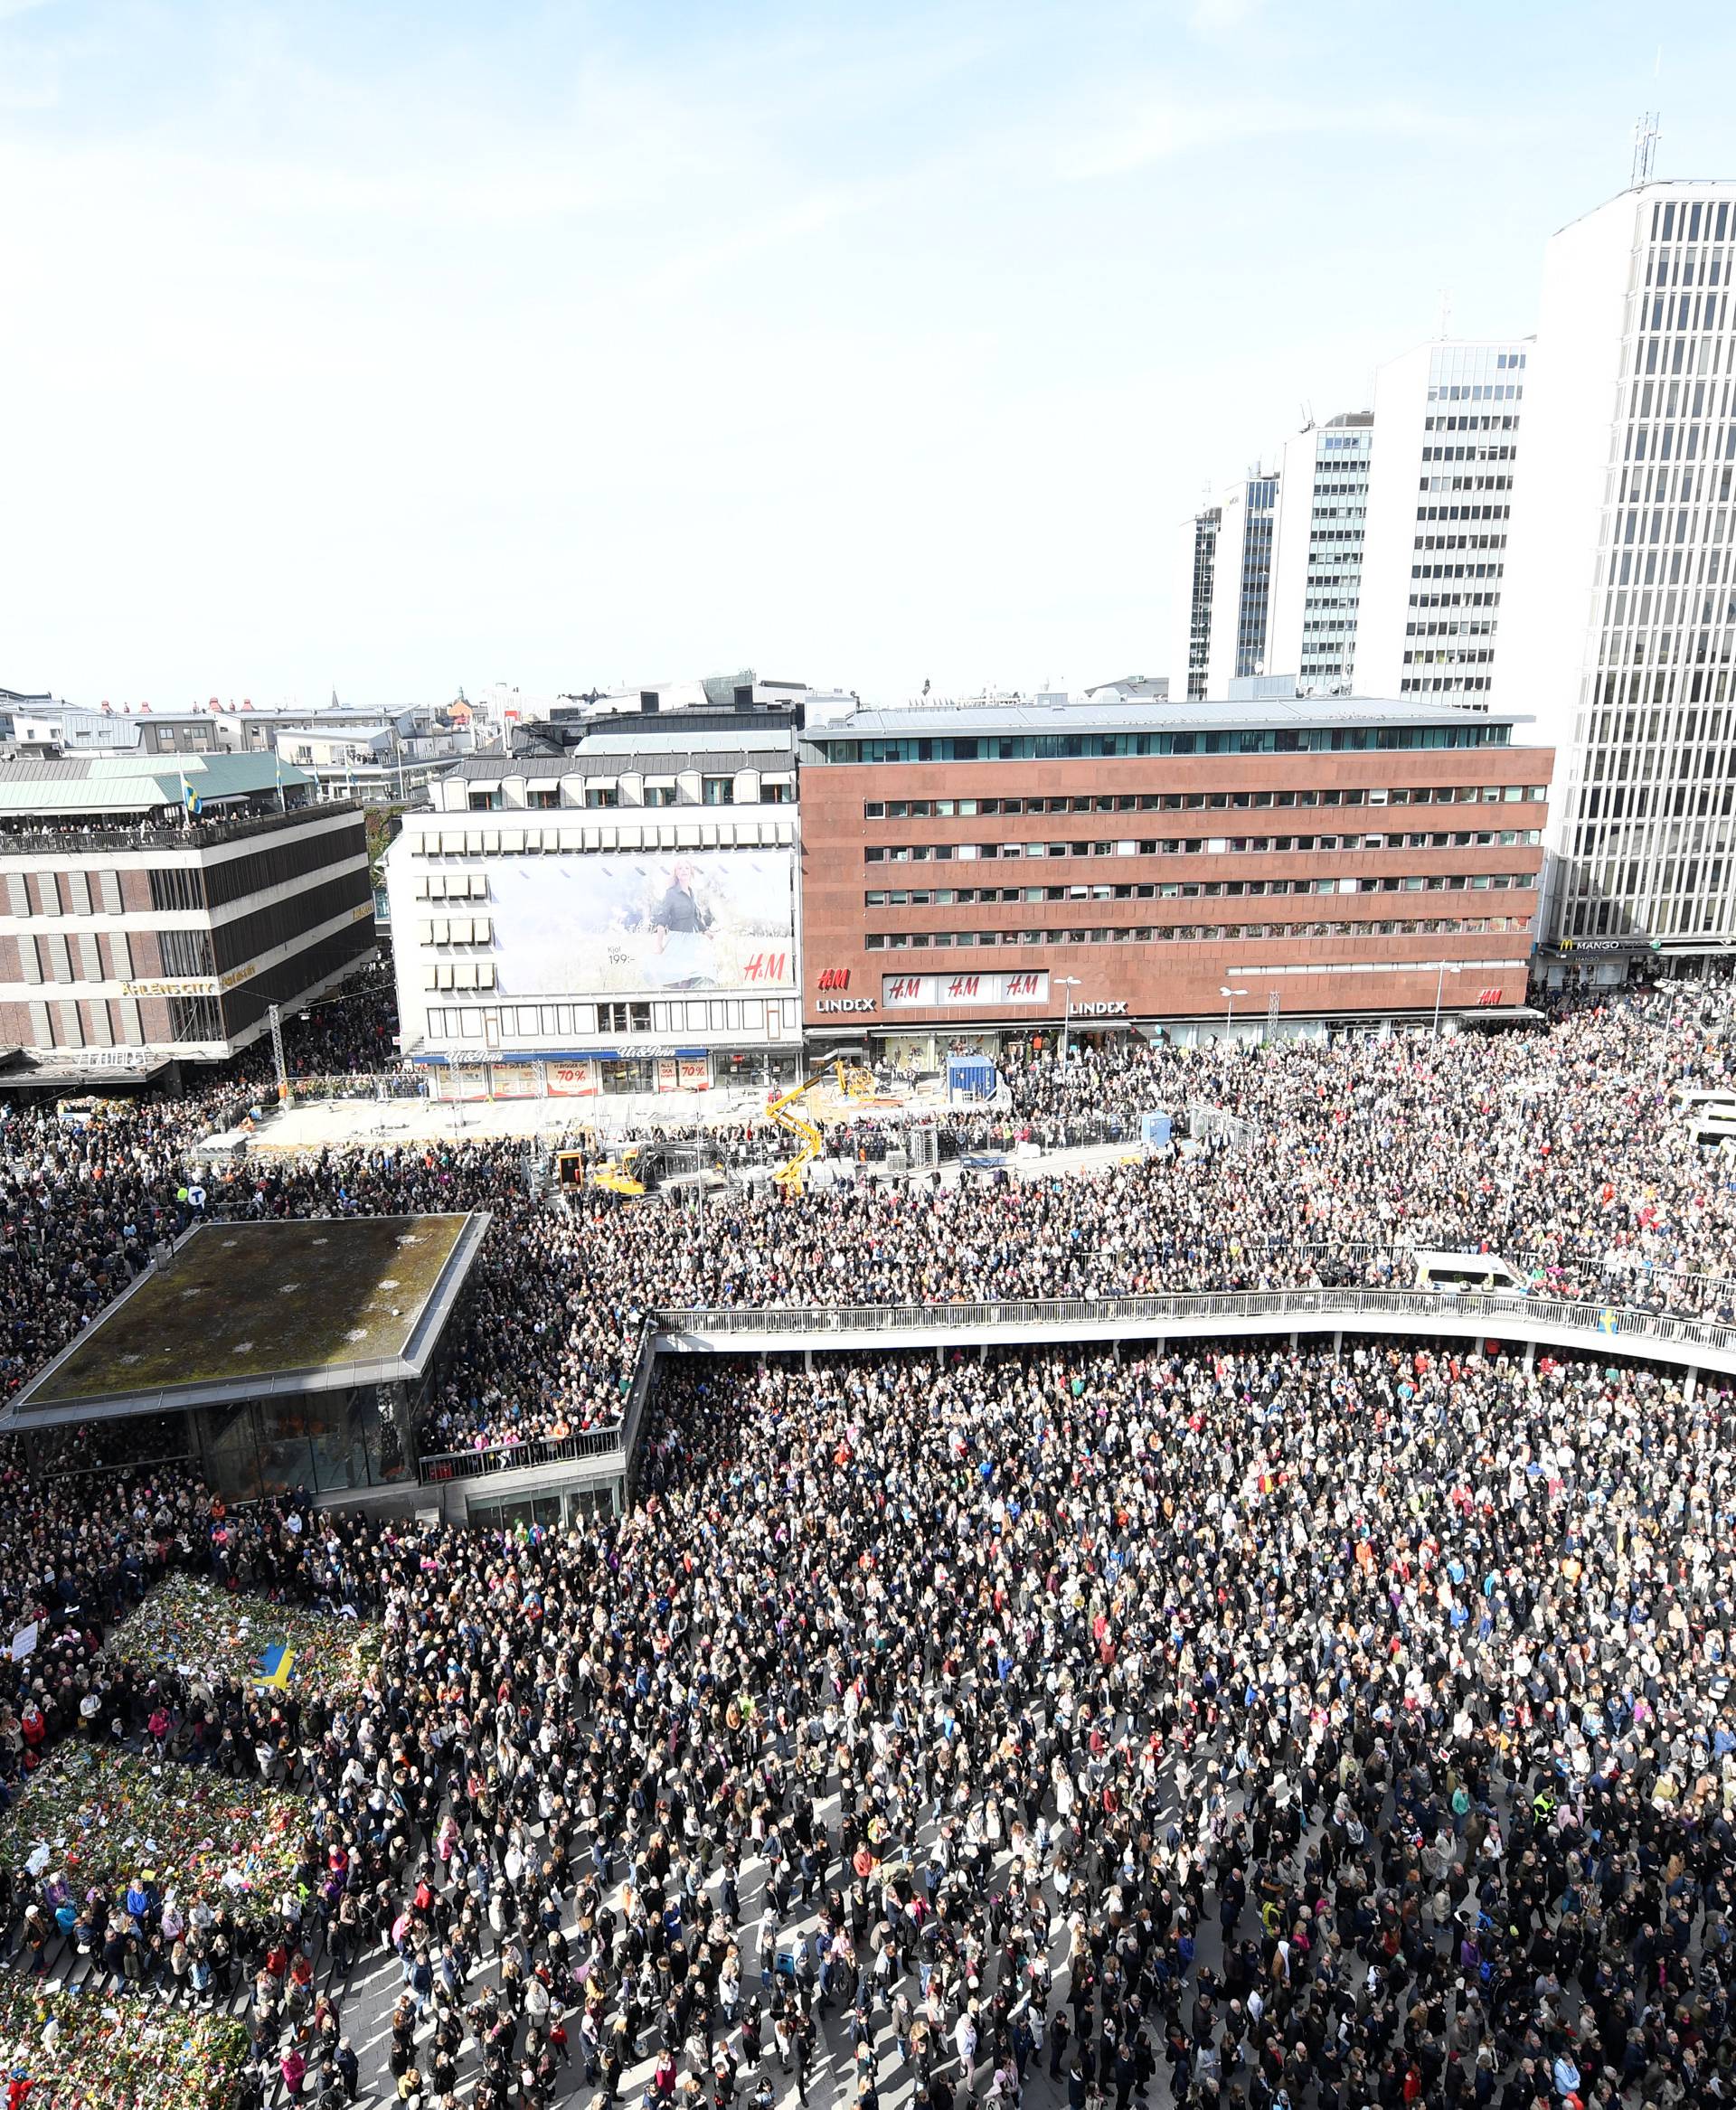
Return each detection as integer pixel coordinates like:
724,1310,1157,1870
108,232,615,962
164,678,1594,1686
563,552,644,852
653,1286,1736,1381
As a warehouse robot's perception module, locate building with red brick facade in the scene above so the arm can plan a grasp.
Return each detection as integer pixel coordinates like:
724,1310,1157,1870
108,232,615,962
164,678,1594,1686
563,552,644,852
798,696,1551,1063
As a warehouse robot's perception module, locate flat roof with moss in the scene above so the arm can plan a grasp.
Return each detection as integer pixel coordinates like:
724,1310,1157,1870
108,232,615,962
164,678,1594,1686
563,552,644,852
5,1212,489,1425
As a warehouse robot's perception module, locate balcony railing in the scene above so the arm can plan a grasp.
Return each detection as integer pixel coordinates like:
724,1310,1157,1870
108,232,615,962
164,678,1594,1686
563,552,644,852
410,1258,1736,1493
655,1285,1736,1366
0,800,361,859
419,1420,628,1483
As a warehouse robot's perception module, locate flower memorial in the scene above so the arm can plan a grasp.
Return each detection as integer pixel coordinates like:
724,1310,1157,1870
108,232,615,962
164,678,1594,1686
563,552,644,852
0,1746,307,1919
101,1574,381,1700
0,1980,250,2110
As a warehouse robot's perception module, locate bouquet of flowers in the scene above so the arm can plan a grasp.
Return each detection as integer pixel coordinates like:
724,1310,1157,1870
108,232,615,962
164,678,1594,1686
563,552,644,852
0,1744,306,1919
103,1574,382,1700
0,1979,250,2108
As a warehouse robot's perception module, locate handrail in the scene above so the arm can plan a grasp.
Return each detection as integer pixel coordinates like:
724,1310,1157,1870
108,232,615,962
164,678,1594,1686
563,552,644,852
654,1286,1736,1370
419,1421,627,1482
0,800,360,858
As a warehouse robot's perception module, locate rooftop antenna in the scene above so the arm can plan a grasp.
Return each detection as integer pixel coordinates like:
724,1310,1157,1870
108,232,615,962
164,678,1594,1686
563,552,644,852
1437,288,1452,339
1631,110,1661,187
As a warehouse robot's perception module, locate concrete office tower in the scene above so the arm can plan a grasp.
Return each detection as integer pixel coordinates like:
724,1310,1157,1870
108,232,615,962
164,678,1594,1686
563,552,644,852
1202,470,1280,693
1266,412,1374,694
1504,182,1736,956
1171,506,1222,701
1357,342,1529,708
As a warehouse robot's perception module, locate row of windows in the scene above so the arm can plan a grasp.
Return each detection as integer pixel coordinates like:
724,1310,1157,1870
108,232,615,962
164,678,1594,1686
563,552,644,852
1422,416,1520,434
862,784,1542,820
464,777,794,812
823,722,1513,764
1415,503,1511,520
864,873,1535,907
23,994,146,1051
417,917,493,946
1617,462,1734,510
864,828,1541,863
1623,421,1736,466
423,961,499,992
1400,676,1495,693
1413,533,1508,551
148,867,204,913
1635,329,1731,381
5,868,123,918
413,873,489,901
863,917,1532,950
409,824,793,855
424,995,796,1041
1651,199,1731,242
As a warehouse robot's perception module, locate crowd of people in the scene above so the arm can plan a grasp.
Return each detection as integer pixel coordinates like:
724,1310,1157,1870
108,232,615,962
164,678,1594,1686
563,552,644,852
6,984,1736,1466
2,1335,1735,2110
0,977,1733,2107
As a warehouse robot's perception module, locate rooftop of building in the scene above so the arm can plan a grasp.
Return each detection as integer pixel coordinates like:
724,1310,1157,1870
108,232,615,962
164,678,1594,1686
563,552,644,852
452,730,797,781
813,694,1531,740
0,751,318,818
3,1212,490,1427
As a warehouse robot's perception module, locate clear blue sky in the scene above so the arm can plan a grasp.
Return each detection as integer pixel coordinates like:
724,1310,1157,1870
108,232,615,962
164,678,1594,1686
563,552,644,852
2,0,1731,710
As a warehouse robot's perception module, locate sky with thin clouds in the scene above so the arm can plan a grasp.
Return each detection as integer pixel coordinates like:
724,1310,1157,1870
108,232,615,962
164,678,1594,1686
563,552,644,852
2,0,1732,711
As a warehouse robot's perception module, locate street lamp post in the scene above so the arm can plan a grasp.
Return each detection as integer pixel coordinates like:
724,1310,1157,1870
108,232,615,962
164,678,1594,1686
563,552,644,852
1432,961,1464,1039
1220,985,1248,1038
1055,976,1082,1069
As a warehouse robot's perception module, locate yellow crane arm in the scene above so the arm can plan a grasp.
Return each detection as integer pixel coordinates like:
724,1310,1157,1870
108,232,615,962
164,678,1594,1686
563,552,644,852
765,1061,844,1191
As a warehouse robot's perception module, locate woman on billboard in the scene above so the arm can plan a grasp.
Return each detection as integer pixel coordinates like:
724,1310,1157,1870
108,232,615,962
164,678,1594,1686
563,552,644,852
642,860,718,988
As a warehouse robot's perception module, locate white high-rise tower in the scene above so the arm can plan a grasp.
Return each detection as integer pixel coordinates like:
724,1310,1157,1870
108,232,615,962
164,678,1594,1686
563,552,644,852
1357,340,1531,707
1504,181,1736,955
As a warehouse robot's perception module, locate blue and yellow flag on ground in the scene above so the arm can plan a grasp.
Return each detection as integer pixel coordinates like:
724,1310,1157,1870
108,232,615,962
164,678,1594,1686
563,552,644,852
253,1644,296,1690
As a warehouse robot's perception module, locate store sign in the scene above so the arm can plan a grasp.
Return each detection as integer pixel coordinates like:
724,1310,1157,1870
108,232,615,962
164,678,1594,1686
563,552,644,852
816,968,851,991
1075,1001,1128,1018
546,1060,600,1097
816,997,876,1013
882,970,1050,1009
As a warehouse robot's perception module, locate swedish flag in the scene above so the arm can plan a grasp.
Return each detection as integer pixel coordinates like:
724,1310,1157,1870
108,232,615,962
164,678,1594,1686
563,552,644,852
254,1644,296,1690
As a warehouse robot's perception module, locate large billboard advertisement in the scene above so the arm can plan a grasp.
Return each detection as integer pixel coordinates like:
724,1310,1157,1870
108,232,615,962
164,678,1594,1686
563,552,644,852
487,852,794,996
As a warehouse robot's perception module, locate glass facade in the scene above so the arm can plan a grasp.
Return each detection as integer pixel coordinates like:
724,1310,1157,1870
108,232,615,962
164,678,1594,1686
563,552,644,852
200,1382,417,1502
1555,190,1736,946
1236,477,1278,677
1298,419,1373,692
1184,508,1220,700
1401,344,1525,699
826,721,1509,765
